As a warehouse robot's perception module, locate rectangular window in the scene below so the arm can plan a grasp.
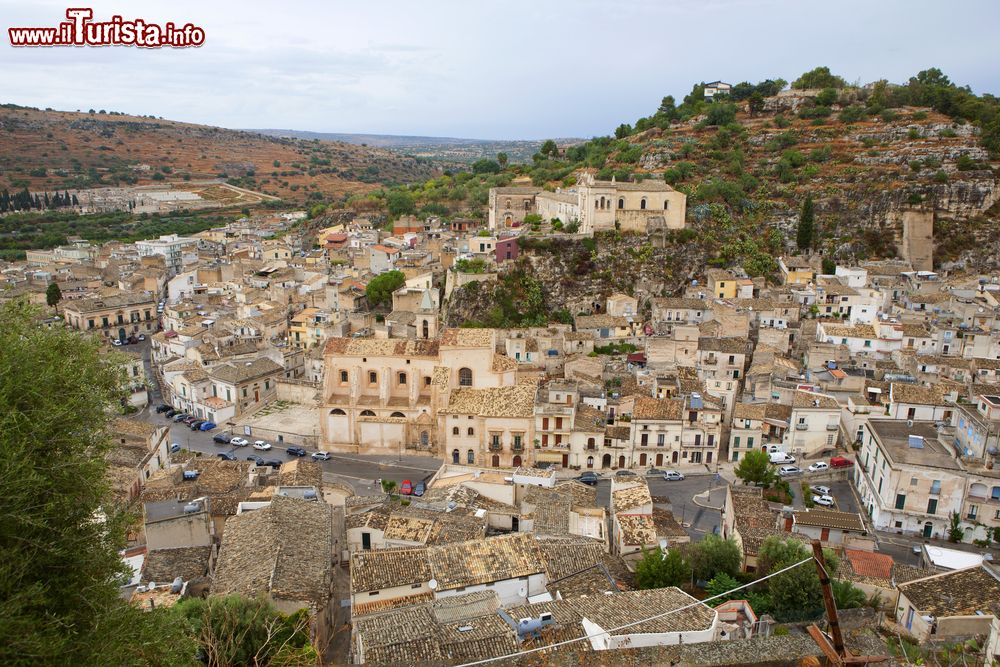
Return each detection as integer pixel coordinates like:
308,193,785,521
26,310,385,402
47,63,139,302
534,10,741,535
895,494,905,510
641,433,648,446
340,370,348,383
242,387,247,398
369,371,377,384
927,498,937,514
734,436,741,448
747,437,754,448
657,434,665,447
930,480,941,495
513,434,522,449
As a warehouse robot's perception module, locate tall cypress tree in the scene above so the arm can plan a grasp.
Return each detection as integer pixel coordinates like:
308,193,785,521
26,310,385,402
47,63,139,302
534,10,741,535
797,195,815,252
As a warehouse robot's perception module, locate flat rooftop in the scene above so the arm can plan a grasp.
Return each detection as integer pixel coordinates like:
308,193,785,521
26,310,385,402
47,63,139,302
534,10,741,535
868,419,961,470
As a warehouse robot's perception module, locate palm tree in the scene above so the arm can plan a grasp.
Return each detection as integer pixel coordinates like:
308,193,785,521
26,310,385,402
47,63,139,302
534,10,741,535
832,579,867,609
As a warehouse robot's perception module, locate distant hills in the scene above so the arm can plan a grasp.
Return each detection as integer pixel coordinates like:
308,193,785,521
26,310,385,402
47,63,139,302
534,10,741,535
248,129,583,163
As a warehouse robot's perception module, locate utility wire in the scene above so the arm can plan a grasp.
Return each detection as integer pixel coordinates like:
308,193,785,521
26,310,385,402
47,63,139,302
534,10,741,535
454,555,815,667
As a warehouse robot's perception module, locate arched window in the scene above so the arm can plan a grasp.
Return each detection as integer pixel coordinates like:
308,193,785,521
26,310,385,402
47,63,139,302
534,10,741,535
420,431,429,447
467,449,475,464
505,199,511,209
587,456,594,468
368,371,377,384
422,320,429,339
587,437,596,450
618,198,624,209
458,367,473,386
467,427,474,436
330,408,346,415
390,411,405,418
452,449,460,464
663,200,670,210
523,199,531,211
452,427,460,435
339,370,348,383
594,199,599,210
398,372,407,385
360,409,375,416
640,198,646,210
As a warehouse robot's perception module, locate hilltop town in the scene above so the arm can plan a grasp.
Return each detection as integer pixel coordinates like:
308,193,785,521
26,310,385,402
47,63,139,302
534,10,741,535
5,72,1000,666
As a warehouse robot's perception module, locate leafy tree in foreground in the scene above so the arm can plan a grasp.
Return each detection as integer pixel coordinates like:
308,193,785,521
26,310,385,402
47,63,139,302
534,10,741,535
0,300,195,665
757,536,840,622
635,547,691,590
792,66,847,90
688,534,742,583
734,450,776,488
832,579,867,610
171,595,318,667
705,573,742,603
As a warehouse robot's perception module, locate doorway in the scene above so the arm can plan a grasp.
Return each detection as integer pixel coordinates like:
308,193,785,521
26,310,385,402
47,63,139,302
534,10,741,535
512,455,522,467
923,521,933,538
602,454,612,469
656,453,663,466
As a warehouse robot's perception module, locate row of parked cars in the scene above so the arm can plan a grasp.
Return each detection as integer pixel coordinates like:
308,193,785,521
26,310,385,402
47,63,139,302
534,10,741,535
576,469,687,486
776,456,853,478
156,405,217,431
111,334,146,347
210,431,333,463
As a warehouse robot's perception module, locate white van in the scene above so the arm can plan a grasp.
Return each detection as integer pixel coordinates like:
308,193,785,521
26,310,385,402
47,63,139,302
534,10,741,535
769,451,796,465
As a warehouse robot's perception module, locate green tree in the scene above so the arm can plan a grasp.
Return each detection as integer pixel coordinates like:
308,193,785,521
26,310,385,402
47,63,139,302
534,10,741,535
758,536,838,622
172,595,317,667
704,102,737,126
816,87,838,106
496,152,509,169
635,547,691,590
657,95,677,119
748,91,765,116
948,511,964,543
797,195,815,252
45,281,62,309
386,190,415,216
734,450,776,488
365,270,406,308
705,573,741,603
540,140,558,157
471,158,501,174
0,300,196,665
832,580,867,610
792,66,847,90
614,123,633,139
688,534,742,583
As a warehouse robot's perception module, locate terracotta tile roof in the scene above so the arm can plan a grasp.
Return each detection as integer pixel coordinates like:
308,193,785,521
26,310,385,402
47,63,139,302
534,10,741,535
617,513,657,547
792,390,840,409
899,566,1000,617
140,546,212,584
383,515,436,543
821,323,877,339
633,396,683,421
793,509,866,532
350,547,432,593
612,482,652,513
324,337,440,358
440,384,537,418
213,496,333,605
209,358,283,385
427,533,546,592
891,382,949,406
843,548,893,581
440,328,494,348
491,353,518,373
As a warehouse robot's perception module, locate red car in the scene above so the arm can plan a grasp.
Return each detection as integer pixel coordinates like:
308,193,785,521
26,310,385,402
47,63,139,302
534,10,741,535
399,479,413,495
830,456,853,468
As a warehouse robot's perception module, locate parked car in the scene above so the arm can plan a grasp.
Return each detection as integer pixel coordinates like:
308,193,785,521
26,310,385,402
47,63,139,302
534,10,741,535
182,416,199,425
252,441,272,451
155,404,172,413
230,437,249,447
769,452,796,465
413,481,426,497
217,452,236,461
808,461,829,472
246,455,265,466
662,470,685,481
199,422,216,431
578,472,601,486
213,433,232,444
261,459,282,469
169,443,181,453
399,479,413,495
285,447,307,457
812,494,835,507
164,408,178,418
111,339,123,347
311,452,332,461
172,413,189,422
137,334,146,341
830,456,853,468
778,465,802,476
615,470,638,477
812,485,832,496
767,444,781,453
189,420,205,430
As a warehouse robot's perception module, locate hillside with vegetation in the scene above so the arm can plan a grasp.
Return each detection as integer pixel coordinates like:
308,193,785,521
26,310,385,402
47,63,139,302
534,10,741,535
356,67,1000,320
0,104,446,203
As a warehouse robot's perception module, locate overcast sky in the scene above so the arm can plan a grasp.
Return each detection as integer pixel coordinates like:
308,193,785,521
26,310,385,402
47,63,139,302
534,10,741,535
3,0,999,139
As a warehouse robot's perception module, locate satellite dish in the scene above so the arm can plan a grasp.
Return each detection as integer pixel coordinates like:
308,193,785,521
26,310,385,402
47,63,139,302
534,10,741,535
428,579,438,590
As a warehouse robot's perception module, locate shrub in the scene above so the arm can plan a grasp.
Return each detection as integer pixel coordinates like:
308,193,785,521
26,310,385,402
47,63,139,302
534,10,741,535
838,105,866,123
772,114,791,129
933,170,949,183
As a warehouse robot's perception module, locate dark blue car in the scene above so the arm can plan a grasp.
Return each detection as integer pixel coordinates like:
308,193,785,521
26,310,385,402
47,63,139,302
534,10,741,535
199,421,216,431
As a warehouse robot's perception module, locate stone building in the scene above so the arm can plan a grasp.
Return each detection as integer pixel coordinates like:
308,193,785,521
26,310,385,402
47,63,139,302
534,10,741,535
488,173,686,235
